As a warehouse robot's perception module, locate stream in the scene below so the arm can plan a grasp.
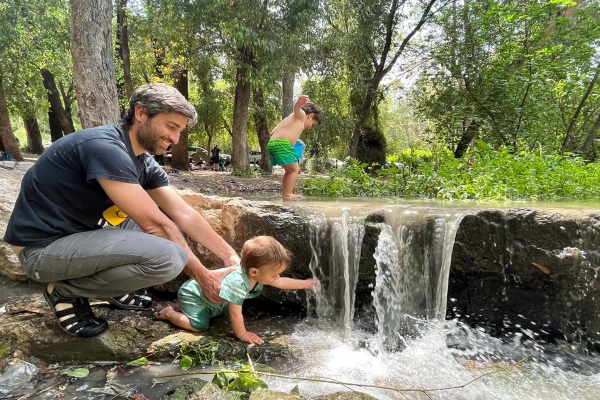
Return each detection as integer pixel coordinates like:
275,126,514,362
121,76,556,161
2,198,600,399
261,199,600,399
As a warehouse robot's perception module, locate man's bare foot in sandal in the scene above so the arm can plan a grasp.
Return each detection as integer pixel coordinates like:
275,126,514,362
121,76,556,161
44,283,108,338
104,293,152,310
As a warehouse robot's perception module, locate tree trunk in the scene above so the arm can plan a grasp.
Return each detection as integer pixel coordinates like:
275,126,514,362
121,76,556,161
231,66,250,170
41,69,75,135
560,62,600,155
58,81,76,130
170,69,190,170
454,118,480,158
116,0,133,101
0,69,23,161
253,88,272,171
580,112,600,160
71,0,120,128
282,70,295,119
349,84,377,159
22,117,44,154
48,110,63,143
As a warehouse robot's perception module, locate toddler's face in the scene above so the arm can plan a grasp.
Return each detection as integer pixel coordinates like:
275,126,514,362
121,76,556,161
253,263,287,285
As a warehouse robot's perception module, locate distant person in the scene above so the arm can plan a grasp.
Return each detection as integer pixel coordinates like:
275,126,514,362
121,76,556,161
154,235,319,344
211,145,221,170
267,95,322,200
3,83,239,338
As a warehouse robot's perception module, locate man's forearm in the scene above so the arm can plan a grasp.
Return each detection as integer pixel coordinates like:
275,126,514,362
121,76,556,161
183,256,210,282
176,208,239,265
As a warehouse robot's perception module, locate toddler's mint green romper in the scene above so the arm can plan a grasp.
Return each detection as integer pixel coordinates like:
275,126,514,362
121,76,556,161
177,266,264,330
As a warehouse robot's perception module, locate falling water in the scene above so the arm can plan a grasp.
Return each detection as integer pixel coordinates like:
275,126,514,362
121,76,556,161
304,204,465,348
306,207,365,330
369,210,463,352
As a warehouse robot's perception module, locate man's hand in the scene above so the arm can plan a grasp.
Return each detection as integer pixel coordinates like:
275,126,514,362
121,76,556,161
225,254,241,268
237,331,264,345
197,265,237,303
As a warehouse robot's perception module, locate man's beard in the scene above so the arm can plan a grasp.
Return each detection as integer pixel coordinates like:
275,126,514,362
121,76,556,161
136,120,163,155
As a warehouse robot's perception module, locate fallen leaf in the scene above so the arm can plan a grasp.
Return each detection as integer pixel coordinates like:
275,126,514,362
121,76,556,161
531,262,551,275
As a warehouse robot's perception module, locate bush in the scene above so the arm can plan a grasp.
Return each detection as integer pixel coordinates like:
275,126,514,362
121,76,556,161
301,141,600,201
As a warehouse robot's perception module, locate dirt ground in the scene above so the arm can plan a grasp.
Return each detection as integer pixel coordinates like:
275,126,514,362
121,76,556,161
165,166,286,198
5,152,290,198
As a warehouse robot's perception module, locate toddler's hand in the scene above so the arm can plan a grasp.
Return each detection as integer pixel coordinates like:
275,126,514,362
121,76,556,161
304,278,320,290
238,331,264,345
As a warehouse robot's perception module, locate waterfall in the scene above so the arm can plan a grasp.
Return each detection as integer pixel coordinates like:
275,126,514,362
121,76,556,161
306,205,465,348
307,207,365,330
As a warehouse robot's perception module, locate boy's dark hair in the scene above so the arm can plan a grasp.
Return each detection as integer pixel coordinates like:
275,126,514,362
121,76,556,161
240,236,291,272
302,103,323,124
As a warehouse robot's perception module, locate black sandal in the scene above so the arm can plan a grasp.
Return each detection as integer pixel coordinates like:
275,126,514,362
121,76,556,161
105,293,152,310
44,289,108,338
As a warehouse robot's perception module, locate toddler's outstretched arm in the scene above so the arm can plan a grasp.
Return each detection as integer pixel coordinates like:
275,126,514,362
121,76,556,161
270,277,320,290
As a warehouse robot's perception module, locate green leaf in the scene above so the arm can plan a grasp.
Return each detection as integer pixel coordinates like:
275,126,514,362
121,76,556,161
126,357,149,366
179,355,194,369
62,367,89,378
253,363,276,372
290,384,300,395
151,377,172,386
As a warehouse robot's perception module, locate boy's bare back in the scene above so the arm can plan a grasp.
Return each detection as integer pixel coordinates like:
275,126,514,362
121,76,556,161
270,95,312,144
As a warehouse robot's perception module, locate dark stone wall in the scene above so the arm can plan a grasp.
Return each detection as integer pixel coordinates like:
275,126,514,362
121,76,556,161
449,209,600,350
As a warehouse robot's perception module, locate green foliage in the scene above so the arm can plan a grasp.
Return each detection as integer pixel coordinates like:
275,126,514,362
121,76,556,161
414,0,600,155
0,342,11,359
127,357,150,367
212,364,269,393
177,341,220,369
302,141,600,201
231,166,260,178
62,368,90,378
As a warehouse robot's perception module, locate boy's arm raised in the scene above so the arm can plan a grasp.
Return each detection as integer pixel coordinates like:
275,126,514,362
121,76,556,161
293,95,311,120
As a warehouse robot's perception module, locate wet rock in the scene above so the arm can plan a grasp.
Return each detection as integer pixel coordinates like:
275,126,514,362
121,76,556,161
2,164,600,367
159,378,208,400
449,208,600,349
189,382,245,399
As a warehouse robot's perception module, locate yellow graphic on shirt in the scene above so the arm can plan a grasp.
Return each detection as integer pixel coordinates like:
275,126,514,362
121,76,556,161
103,205,128,226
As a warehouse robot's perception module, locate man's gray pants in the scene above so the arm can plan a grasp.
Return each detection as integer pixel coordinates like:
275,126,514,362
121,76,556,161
17,218,189,298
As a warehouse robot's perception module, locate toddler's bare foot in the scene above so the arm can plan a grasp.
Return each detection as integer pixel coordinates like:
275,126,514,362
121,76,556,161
153,305,175,320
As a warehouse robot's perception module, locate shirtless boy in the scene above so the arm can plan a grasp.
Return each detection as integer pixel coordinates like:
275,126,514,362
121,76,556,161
267,95,322,200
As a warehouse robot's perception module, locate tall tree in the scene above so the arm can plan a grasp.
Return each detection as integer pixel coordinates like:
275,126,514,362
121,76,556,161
322,0,448,163
71,0,120,128
560,61,600,154
22,116,44,154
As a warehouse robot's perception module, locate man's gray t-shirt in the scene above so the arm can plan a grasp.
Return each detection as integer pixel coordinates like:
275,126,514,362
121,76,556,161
3,124,169,247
